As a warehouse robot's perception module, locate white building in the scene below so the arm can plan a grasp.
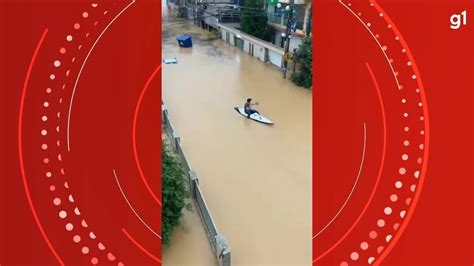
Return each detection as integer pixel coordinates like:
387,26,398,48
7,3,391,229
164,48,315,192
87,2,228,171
267,1,312,52
199,0,311,69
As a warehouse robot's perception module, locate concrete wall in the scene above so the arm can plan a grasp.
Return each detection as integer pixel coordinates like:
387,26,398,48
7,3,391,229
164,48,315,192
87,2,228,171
162,103,231,266
243,39,249,53
289,36,303,52
268,50,282,67
218,24,284,68
253,44,266,61
229,31,235,46
243,39,266,60
221,28,227,41
221,28,235,45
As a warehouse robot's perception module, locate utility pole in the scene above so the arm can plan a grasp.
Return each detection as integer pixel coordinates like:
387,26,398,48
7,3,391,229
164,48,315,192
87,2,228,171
282,0,294,79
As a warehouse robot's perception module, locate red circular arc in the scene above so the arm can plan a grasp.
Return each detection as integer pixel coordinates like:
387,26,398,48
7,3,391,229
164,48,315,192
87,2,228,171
122,228,162,263
18,28,65,266
132,64,162,207
371,1,431,264
314,62,387,262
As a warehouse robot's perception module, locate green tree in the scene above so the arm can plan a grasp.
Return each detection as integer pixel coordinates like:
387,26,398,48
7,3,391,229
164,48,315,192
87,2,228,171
162,141,191,246
240,0,268,39
175,0,188,18
291,34,312,89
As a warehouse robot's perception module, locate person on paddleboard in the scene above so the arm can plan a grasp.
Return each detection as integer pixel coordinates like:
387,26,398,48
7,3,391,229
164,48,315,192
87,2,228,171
244,98,260,118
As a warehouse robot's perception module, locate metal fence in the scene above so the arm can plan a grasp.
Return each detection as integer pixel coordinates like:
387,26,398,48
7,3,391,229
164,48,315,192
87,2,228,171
162,102,231,266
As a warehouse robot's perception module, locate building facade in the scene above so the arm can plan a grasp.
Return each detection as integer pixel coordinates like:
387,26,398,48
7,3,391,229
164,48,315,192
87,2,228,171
267,1,312,52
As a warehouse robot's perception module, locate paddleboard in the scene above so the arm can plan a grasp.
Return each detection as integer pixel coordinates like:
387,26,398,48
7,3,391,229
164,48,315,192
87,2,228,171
163,57,178,64
234,107,274,125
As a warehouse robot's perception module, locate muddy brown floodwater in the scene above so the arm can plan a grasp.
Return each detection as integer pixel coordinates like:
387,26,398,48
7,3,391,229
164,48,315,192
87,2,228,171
162,3,312,266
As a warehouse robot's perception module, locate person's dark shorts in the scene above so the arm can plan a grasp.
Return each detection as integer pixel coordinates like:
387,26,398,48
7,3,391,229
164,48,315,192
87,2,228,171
245,109,256,115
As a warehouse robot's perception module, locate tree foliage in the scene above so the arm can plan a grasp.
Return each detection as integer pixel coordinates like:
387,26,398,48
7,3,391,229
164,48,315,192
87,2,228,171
176,6,188,19
162,141,191,246
240,0,268,39
291,34,312,89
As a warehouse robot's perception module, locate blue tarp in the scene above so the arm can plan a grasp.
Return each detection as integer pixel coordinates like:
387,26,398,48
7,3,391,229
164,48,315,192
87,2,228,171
177,35,192,48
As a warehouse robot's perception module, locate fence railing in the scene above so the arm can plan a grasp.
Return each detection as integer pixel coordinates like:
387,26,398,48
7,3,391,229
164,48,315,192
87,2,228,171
162,102,231,266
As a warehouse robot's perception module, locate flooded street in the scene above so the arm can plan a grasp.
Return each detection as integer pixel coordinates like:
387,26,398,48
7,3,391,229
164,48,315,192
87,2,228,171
162,4,312,266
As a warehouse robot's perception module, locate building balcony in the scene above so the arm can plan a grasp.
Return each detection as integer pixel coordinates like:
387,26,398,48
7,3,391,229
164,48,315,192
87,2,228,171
268,13,304,31
268,13,283,25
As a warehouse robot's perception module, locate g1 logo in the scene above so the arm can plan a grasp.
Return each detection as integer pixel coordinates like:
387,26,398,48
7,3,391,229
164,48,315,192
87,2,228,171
450,10,467,30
